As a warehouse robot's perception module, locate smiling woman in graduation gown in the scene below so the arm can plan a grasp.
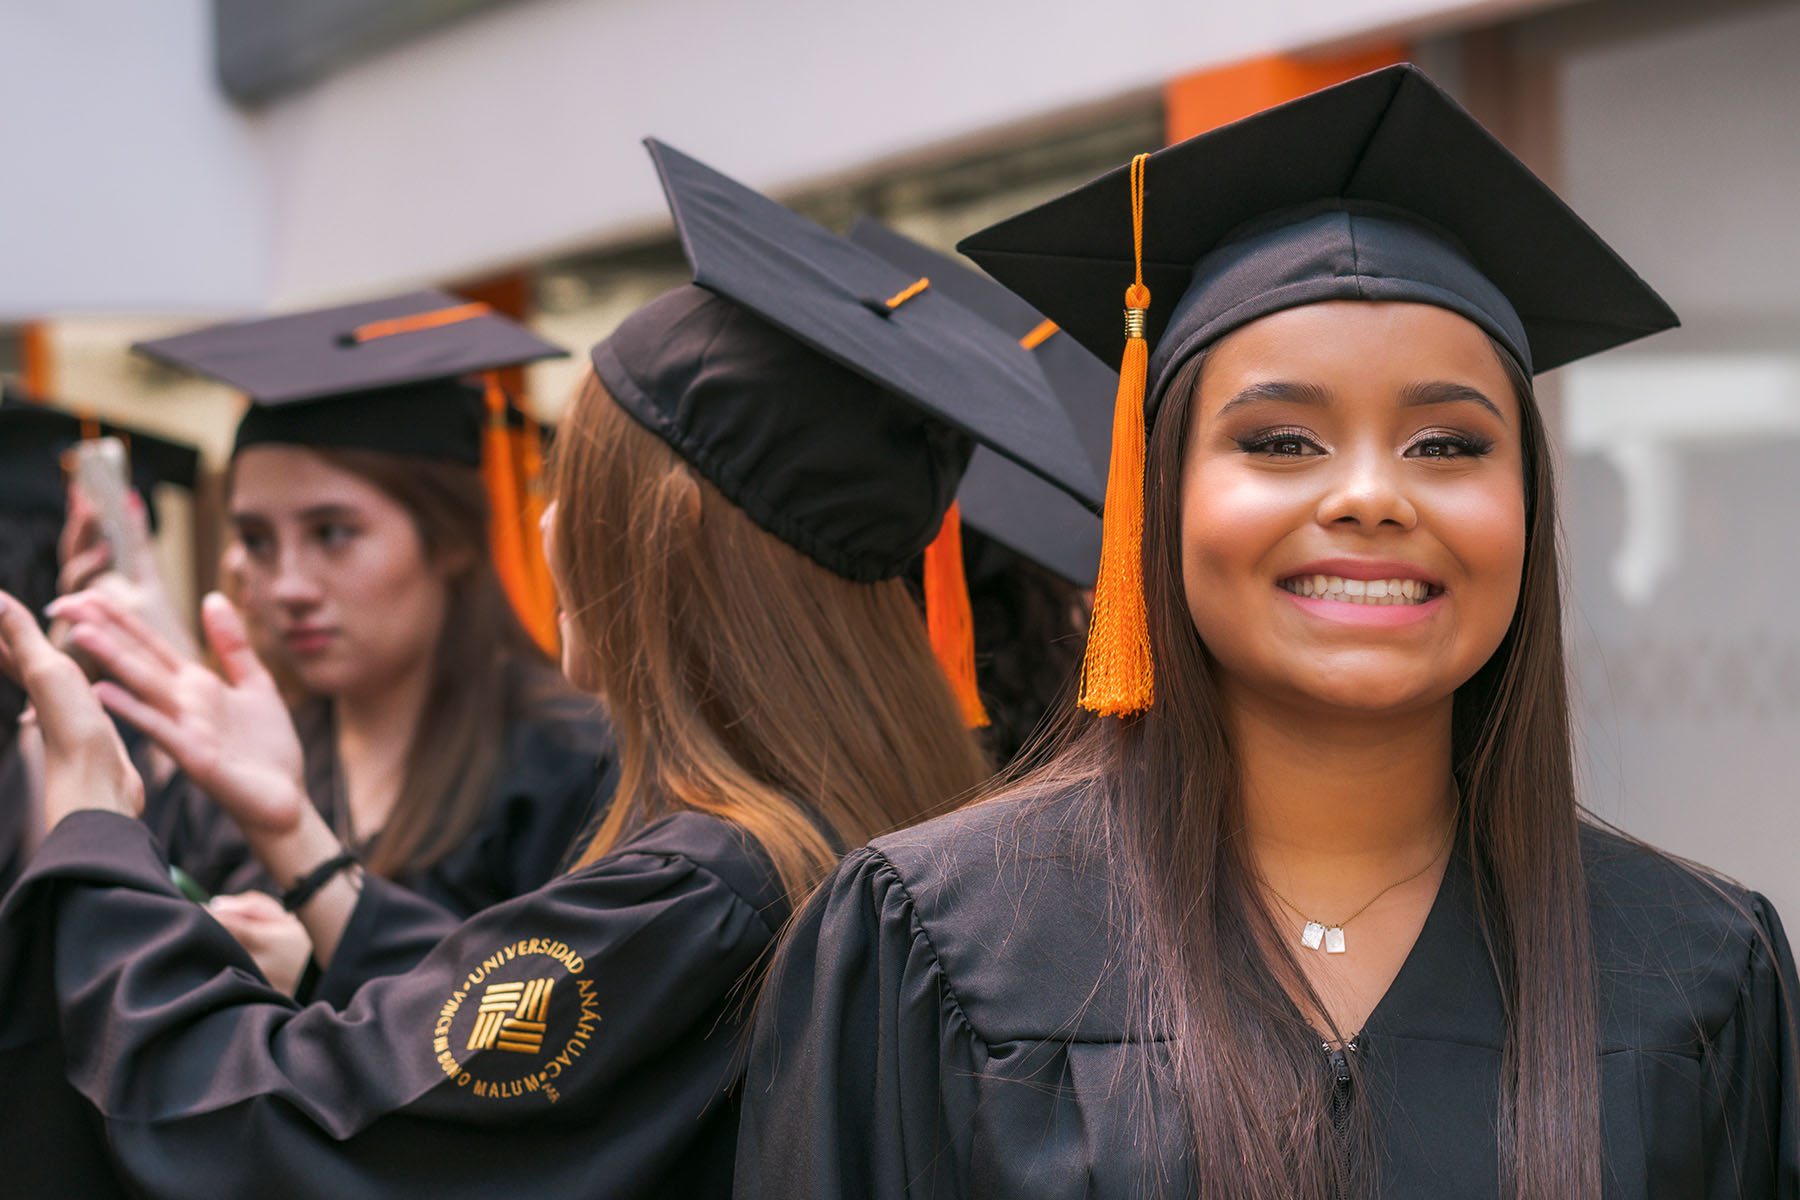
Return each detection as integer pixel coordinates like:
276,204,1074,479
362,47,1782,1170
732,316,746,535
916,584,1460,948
736,66,1798,1199
0,139,1100,1199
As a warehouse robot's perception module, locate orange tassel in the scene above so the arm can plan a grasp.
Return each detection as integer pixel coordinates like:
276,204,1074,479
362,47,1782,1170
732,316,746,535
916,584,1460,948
480,375,560,657
923,501,989,728
1078,153,1156,717
511,412,558,641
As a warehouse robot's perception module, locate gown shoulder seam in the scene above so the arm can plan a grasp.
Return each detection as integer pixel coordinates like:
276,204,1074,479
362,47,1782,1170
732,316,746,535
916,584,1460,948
860,845,992,1051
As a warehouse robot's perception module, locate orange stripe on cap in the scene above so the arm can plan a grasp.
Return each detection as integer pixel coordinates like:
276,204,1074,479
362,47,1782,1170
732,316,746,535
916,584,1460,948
1077,152,1155,717
923,501,989,728
348,301,493,344
885,277,931,309
479,374,560,657
1019,319,1059,350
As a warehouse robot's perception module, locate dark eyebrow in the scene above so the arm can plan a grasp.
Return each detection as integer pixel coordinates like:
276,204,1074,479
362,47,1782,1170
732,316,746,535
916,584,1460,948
1216,381,1332,416
1398,380,1505,421
229,503,362,527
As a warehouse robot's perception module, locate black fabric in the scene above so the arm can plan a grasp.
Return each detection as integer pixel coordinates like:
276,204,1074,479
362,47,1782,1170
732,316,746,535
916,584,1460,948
0,806,787,1199
132,289,564,462
0,387,201,529
846,219,1110,587
599,140,1100,582
737,791,1800,1198
1146,201,1530,410
231,377,488,465
0,740,26,901
596,287,969,582
958,63,1678,421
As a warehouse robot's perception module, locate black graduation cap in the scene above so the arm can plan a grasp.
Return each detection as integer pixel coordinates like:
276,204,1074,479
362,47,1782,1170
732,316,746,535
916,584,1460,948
960,62,1678,421
133,291,567,465
591,139,1101,586
0,386,202,530
955,63,1678,717
846,218,1114,588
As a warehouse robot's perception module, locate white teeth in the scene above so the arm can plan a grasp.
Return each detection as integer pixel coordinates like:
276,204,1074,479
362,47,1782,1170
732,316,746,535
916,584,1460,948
1280,574,1435,604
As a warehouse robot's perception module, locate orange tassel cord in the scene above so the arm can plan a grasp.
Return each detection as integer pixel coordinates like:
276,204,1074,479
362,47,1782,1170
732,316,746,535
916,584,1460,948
1077,152,1156,717
923,501,990,728
480,375,560,657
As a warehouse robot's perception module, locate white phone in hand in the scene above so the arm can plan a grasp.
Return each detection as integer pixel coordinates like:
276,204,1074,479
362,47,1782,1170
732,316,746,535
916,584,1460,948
67,436,141,578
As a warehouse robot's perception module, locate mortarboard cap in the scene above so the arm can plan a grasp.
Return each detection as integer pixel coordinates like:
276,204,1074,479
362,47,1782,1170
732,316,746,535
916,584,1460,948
0,386,201,531
132,290,567,465
957,63,1678,716
134,293,569,655
592,140,1103,725
596,139,1102,579
846,218,1113,588
961,64,1677,415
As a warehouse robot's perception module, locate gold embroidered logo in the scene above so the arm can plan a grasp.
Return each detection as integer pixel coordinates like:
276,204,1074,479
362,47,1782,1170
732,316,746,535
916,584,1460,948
432,937,600,1105
467,978,555,1054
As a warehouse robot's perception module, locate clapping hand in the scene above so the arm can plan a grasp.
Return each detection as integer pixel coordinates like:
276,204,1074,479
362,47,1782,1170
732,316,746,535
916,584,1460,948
0,592,143,827
49,590,310,839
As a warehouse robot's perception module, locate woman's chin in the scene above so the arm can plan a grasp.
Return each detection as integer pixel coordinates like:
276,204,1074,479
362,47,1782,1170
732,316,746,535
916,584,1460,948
1255,665,1460,720
288,657,365,699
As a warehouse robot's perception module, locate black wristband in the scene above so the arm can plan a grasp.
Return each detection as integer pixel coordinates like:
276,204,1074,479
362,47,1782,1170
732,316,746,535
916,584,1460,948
280,851,358,912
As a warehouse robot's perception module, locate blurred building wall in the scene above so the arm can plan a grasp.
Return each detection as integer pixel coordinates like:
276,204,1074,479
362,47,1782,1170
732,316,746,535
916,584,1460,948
0,0,268,317
1552,0,1800,922
1,0,1570,318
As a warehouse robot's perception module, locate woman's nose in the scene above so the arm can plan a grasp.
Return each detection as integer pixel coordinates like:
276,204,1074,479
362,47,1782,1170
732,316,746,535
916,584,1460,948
1314,448,1418,531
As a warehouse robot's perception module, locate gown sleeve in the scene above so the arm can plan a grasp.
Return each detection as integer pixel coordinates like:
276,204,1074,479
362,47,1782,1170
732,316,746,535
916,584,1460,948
0,807,780,1199
734,846,969,1200
302,715,617,1005
1704,892,1800,1198
307,873,461,1009
0,739,26,898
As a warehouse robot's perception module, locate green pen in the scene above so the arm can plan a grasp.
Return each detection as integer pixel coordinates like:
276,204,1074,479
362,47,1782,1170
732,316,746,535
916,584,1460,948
169,864,211,904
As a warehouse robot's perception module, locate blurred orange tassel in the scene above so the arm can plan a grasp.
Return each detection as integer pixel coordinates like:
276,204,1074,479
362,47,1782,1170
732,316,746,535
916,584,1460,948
480,375,559,657
923,501,989,728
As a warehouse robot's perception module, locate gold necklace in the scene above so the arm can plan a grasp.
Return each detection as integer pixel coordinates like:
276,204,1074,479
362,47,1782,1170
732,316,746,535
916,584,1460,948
1259,816,1457,956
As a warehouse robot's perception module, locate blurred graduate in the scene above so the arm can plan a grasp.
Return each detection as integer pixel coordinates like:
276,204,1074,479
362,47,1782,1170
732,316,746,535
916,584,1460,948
50,301,618,997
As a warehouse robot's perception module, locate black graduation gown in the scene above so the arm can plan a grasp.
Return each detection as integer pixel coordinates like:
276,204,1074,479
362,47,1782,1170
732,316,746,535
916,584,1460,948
0,806,786,1199
737,790,1800,1199
147,706,616,916
0,738,25,899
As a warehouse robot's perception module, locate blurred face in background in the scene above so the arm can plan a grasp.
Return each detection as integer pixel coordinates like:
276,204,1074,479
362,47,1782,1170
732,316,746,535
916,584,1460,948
228,446,451,701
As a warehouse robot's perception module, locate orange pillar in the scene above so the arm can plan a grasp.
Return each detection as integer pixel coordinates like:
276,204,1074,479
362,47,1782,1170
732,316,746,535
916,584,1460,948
1165,46,1408,142
19,321,54,399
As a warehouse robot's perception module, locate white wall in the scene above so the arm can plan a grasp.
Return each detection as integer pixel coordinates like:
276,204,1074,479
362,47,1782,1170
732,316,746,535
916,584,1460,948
3,0,1570,318
0,0,268,318
1557,2,1800,920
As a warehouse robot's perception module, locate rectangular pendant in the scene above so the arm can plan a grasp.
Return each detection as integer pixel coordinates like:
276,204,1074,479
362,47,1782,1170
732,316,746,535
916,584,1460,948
1301,921,1326,950
1323,926,1347,954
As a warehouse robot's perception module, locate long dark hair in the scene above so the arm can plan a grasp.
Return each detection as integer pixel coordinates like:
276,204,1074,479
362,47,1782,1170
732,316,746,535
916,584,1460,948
1006,339,1597,1197
239,448,573,880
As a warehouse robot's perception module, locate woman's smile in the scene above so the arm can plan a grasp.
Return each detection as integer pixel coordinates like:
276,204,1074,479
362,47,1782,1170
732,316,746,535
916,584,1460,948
1179,300,1526,715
